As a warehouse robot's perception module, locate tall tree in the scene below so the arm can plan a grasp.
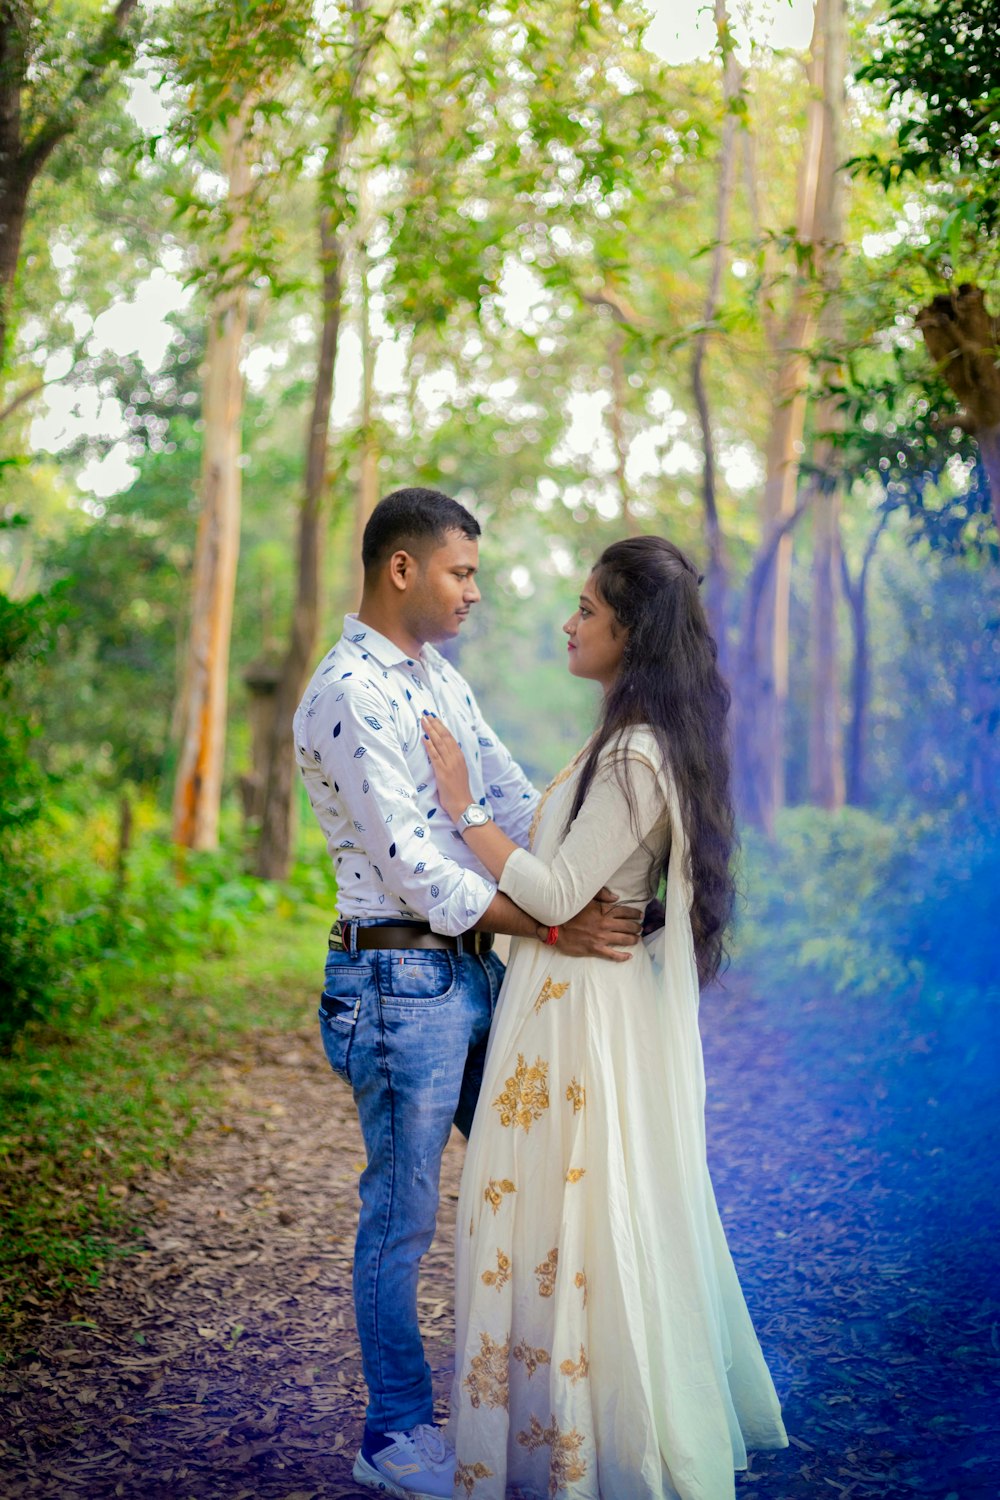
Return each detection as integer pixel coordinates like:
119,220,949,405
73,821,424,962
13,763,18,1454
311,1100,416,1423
171,110,253,850
916,286,1000,532
806,0,847,809
854,0,1000,530
840,510,888,806
169,0,310,849
690,0,743,657
0,0,140,373
255,3,383,879
736,0,846,831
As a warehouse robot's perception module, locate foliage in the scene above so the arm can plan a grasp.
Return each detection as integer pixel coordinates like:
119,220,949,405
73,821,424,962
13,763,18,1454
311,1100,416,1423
32,324,204,782
0,581,61,1043
2,1,996,1046
735,805,1000,1004
831,350,996,559
0,903,322,1314
38,791,336,990
839,0,1000,553
870,546,1000,811
0,746,337,1046
851,0,1000,219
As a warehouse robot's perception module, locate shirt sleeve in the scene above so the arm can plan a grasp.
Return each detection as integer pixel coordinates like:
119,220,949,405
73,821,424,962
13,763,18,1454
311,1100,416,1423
463,690,540,847
498,739,668,926
313,678,497,936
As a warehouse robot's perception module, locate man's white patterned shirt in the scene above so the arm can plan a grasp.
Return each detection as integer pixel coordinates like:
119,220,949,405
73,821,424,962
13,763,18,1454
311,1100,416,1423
294,614,539,935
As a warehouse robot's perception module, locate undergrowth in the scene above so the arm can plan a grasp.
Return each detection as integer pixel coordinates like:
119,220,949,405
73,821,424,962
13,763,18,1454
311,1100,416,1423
0,799,334,1334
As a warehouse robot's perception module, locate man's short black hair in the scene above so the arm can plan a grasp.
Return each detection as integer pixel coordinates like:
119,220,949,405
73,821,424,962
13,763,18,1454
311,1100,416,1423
362,487,481,574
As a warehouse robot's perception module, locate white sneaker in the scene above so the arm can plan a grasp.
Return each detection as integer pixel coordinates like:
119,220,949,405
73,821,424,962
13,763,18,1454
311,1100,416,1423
352,1423,457,1499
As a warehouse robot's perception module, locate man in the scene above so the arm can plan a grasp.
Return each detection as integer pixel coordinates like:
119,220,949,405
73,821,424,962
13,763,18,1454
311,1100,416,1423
294,487,642,1500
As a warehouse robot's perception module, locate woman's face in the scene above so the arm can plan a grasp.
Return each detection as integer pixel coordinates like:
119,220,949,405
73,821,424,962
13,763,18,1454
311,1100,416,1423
563,573,627,691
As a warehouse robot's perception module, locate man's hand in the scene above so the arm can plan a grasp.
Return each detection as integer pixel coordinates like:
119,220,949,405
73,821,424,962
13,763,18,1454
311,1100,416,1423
555,887,643,962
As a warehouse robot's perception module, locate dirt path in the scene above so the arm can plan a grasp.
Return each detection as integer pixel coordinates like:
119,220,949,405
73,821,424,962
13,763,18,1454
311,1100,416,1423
0,1029,462,1499
2,982,998,1498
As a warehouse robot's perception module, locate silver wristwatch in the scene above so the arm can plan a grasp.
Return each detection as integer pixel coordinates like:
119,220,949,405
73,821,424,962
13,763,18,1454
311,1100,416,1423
458,802,493,832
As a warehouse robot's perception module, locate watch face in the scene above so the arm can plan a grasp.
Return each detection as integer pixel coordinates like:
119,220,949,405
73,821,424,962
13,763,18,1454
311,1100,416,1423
464,804,491,827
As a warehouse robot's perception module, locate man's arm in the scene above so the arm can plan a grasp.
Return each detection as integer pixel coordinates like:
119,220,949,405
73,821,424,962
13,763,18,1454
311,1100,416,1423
472,888,643,963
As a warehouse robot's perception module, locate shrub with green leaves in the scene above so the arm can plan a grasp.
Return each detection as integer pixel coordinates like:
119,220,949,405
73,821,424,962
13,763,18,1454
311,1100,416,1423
0,590,59,1044
734,805,999,1004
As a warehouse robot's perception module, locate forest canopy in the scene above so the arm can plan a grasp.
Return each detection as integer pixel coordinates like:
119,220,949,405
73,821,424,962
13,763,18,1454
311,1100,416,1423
1,0,998,1037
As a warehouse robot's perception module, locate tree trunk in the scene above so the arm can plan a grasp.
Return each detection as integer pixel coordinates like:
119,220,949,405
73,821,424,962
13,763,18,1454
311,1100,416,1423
171,115,252,851
690,0,741,663
607,323,639,536
735,351,812,830
254,206,343,880
806,0,846,809
735,495,812,831
252,2,378,879
979,425,1000,531
736,0,843,830
916,283,1000,534
350,197,379,608
808,470,844,807
0,180,27,366
843,573,869,806
840,512,887,806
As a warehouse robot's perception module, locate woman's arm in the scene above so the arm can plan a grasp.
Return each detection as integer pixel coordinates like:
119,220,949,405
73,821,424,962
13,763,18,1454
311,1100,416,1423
424,713,667,927
423,712,520,879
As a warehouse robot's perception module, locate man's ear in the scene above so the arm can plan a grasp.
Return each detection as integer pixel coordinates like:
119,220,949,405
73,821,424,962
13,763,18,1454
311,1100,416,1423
387,549,413,593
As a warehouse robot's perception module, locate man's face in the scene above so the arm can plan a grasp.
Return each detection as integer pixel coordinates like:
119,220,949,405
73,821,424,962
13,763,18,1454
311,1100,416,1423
403,530,481,644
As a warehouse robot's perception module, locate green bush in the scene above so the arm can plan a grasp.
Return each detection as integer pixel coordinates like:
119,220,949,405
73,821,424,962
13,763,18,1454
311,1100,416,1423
0,590,60,1044
32,796,337,1020
2,736,339,1045
734,805,999,1003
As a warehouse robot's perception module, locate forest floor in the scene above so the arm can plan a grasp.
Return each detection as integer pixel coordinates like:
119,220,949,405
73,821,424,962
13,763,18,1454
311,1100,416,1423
1,964,998,1500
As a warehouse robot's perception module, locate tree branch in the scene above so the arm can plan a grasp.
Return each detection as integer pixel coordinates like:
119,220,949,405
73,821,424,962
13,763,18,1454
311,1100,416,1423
741,490,813,650
20,0,140,183
0,375,43,424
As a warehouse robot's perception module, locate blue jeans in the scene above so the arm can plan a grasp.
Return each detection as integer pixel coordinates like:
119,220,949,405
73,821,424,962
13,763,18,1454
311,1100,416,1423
318,929,504,1431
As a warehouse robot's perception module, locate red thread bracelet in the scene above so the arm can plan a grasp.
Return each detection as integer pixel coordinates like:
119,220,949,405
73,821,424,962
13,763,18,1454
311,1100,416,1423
544,925,559,947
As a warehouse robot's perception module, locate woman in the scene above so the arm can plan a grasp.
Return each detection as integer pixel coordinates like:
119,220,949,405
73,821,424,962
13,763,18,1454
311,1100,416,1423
423,536,787,1500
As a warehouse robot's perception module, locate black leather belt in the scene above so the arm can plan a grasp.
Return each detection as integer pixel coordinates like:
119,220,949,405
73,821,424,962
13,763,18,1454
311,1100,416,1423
329,919,494,956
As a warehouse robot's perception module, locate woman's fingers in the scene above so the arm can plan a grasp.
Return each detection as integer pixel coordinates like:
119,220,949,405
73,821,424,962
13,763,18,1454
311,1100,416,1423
423,711,457,745
422,712,473,811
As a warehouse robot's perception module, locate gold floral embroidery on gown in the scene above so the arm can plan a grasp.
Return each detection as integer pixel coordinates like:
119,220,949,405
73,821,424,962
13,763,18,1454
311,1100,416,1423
481,1248,511,1291
534,1247,559,1297
492,1053,549,1131
559,1345,590,1384
463,1331,510,1410
565,1077,585,1113
483,1178,516,1213
516,1415,588,1496
512,1339,551,1377
455,1460,493,1496
534,976,570,1015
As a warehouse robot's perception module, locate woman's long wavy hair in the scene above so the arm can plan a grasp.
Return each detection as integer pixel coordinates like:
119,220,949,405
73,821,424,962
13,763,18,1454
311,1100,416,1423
566,536,736,988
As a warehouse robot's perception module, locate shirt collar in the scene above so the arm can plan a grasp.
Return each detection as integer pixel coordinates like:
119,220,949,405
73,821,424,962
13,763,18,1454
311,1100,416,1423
341,613,424,671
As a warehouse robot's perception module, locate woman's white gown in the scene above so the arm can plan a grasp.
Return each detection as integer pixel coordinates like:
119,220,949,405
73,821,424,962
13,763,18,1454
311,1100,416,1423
448,730,788,1500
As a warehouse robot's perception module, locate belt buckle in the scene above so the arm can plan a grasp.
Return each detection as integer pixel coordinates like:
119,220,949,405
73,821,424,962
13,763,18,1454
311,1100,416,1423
328,919,347,952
